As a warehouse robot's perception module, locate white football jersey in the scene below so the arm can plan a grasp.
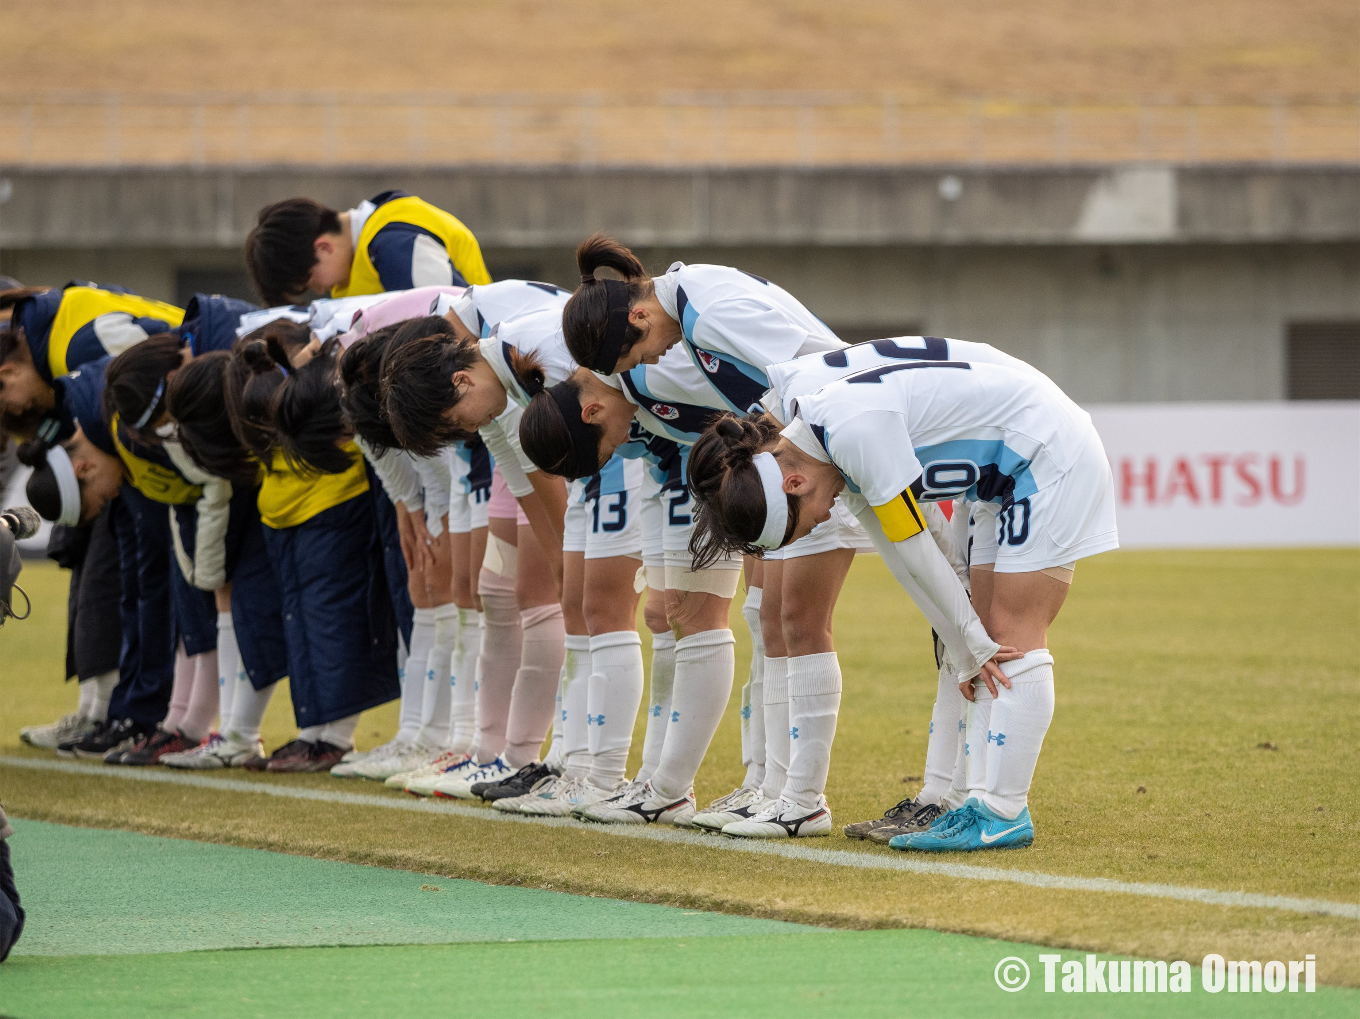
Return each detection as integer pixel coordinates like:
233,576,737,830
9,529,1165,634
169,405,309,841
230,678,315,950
479,307,578,495
789,357,1095,509
651,262,842,416
604,346,727,446
434,280,570,338
481,308,578,411
764,336,1051,424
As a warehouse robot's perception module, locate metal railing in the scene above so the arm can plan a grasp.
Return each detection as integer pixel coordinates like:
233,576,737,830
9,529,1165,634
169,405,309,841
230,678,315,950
1,91,1358,167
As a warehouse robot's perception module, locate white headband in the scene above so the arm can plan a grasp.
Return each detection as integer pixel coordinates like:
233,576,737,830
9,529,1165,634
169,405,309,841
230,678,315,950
752,451,789,550
46,444,82,527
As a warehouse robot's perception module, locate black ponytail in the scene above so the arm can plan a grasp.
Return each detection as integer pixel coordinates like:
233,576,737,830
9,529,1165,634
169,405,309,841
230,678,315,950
561,233,652,373
273,339,356,476
16,440,62,522
687,413,794,567
337,324,402,455
519,378,604,480
167,351,258,485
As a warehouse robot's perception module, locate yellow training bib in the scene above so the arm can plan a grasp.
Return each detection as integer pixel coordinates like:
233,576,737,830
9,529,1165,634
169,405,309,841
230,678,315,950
111,416,203,506
332,196,491,298
257,443,370,530
48,286,184,379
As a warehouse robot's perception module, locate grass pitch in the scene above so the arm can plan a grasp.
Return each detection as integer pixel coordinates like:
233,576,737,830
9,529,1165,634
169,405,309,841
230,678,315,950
1,550,1357,987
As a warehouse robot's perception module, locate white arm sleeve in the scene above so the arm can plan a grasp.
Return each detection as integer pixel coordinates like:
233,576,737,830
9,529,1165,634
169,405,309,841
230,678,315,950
855,505,998,681
165,441,231,592
412,454,452,536
355,437,424,513
479,404,536,499
922,499,971,593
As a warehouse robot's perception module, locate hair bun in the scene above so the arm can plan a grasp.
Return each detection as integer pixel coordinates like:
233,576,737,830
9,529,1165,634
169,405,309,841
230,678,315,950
15,440,48,469
715,417,746,445
240,339,278,375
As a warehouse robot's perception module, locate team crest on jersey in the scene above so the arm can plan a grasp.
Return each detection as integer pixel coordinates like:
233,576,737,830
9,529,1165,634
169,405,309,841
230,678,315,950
696,350,721,374
650,402,680,421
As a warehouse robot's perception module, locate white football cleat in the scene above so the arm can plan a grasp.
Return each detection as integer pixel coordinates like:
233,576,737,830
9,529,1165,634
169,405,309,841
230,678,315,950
432,757,512,800
722,795,832,839
330,737,412,778
691,786,770,833
404,754,475,797
348,741,433,781
493,775,557,812
517,776,621,817
385,749,463,789
20,713,97,751
577,780,695,826
161,731,266,770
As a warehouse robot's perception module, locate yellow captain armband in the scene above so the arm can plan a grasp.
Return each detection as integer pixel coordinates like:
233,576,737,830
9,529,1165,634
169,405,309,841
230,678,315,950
872,488,926,542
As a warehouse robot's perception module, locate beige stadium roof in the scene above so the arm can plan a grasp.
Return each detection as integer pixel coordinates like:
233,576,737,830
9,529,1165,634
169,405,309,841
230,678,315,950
2,0,1357,166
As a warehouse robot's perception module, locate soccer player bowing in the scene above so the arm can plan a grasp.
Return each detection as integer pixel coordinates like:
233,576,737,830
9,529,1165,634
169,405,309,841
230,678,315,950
687,353,1118,851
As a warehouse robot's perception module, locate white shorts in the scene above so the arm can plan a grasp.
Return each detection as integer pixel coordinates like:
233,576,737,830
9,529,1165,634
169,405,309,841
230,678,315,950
638,456,741,595
766,495,876,561
562,455,643,560
967,431,1119,573
445,441,492,535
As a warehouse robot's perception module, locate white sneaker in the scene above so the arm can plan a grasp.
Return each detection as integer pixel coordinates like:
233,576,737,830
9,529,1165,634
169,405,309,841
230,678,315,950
518,776,622,817
161,732,266,770
722,795,832,839
350,742,433,781
577,780,696,826
20,712,97,751
384,749,462,789
432,756,512,800
404,754,475,797
493,774,558,812
691,786,770,833
330,737,412,778
340,748,367,763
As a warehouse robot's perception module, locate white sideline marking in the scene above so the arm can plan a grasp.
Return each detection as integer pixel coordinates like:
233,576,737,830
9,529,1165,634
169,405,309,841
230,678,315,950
3,755,1357,922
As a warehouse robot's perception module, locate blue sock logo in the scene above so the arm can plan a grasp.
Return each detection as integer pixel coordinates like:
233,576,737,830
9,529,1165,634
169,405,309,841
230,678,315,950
987,730,1006,747
789,726,799,740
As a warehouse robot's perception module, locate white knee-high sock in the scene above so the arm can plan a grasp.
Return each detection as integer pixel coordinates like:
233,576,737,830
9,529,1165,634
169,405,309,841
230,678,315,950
418,603,458,749
760,656,790,801
918,665,967,806
215,613,240,730
447,608,481,757
401,608,437,743
320,712,360,750
983,650,1056,819
227,679,276,744
964,683,995,804
784,652,841,808
179,649,220,742
503,604,566,768
78,669,119,722
649,629,735,799
475,570,521,763
163,643,194,731
560,634,592,779
587,630,644,790
635,631,675,784
739,586,766,791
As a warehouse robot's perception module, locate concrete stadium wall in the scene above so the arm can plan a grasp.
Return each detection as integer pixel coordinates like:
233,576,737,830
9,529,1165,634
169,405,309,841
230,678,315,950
1,164,1357,402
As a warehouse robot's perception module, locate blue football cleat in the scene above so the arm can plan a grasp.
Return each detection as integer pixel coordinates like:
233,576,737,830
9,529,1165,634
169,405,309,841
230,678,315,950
888,798,1033,852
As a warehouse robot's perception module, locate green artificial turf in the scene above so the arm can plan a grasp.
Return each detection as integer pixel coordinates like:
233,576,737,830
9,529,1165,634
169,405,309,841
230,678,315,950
6,819,810,956
4,934,1356,1019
